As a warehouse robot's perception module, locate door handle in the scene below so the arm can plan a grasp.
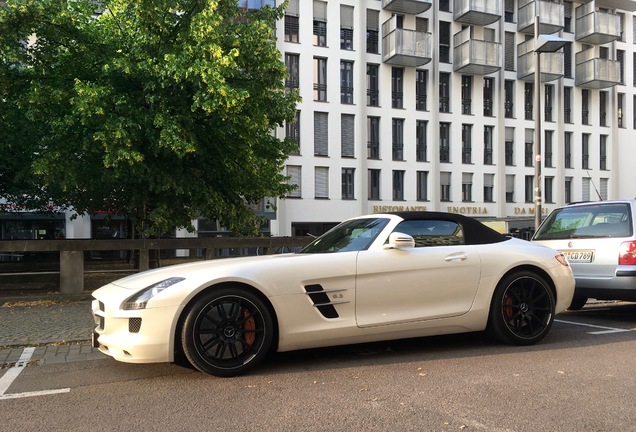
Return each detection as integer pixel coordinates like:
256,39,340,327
445,253,468,262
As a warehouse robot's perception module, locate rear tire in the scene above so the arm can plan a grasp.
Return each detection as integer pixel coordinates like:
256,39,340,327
488,271,555,345
181,287,274,377
567,295,588,311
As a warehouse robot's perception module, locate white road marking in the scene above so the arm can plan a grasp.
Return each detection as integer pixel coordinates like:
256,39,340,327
555,319,633,334
0,348,70,400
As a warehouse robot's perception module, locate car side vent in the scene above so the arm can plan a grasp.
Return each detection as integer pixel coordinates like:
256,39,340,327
304,284,339,319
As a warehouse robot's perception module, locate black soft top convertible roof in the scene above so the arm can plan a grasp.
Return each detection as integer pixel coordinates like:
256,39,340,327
389,212,509,245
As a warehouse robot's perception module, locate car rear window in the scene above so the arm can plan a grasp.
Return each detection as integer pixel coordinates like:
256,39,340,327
533,203,633,240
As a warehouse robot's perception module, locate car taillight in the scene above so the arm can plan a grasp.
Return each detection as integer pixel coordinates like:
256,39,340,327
619,241,636,265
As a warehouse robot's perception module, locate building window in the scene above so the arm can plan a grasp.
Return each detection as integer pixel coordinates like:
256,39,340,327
564,132,572,168
544,85,553,122
439,0,450,12
524,82,533,121
439,73,450,113
565,178,572,204
314,112,328,156
366,9,379,54
484,174,494,202
544,130,553,168
313,0,327,47
582,177,591,201
462,173,473,202
284,15,299,43
505,80,514,118
600,178,608,200
525,175,534,203
367,116,380,159
392,118,404,161
416,70,427,111
342,168,355,200
504,0,514,23
564,86,572,123
341,114,355,158
440,123,450,163
285,53,299,92
313,57,327,101
544,177,554,204
285,110,300,155
461,75,472,115
582,89,589,125
392,68,404,109
618,93,625,128
525,129,533,167
287,165,301,198
367,64,379,106
600,91,607,127
368,169,380,200
484,126,494,165
617,50,625,85
564,1,572,32
416,120,427,162
393,170,405,200
462,124,472,164
315,167,329,199
340,61,354,104
483,78,494,116
340,5,354,50
505,135,514,166
600,135,607,170
582,133,590,170
417,171,428,201
506,175,515,203
564,42,572,78
439,21,451,63
440,172,451,202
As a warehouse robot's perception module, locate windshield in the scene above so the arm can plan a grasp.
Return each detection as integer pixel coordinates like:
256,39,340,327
534,203,632,240
301,218,390,253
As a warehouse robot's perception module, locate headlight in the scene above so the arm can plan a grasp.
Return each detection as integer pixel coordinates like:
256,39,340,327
122,277,185,310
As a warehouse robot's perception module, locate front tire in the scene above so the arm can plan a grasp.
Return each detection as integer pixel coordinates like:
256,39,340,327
488,271,555,345
181,287,274,377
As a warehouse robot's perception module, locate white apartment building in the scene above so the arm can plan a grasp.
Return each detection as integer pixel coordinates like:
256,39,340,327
269,0,636,237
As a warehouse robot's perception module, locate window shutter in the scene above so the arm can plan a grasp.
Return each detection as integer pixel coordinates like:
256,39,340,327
525,128,534,144
484,174,494,188
341,5,353,30
505,126,515,142
286,0,299,16
287,165,301,197
582,178,591,201
462,173,473,184
506,175,515,193
315,167,329,198
314,112,329,156
440,172,451,186
367,9,379,31
505,32,515,71
600,179,608,200
314,0,327,21
341,114,355,157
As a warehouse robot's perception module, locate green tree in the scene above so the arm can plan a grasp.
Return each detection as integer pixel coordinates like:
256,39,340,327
0,0,299,236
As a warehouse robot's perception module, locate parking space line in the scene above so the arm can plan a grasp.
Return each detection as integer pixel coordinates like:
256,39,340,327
555,319,633,335
0,348,70,400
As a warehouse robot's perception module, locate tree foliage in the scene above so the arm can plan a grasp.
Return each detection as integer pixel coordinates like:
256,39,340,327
0,0,299,235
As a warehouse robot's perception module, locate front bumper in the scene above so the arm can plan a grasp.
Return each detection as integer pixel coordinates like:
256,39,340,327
92,293,182,364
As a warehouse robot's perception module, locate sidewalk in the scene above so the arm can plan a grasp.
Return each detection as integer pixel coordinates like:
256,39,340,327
0,296,105,368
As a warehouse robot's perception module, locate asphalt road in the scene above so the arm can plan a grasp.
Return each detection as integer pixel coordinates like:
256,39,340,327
1,302,635,432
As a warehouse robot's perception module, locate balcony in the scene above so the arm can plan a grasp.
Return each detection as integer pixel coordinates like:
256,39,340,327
382,0,432,15
517,39,563,82
575,3,620,44
382,17,433,67
593,0,636,12
453,0,502,26
575,47,620,89
453,28,501,75
518,0,564,35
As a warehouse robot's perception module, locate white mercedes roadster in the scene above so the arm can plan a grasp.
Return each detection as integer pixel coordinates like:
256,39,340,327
92,212,575,376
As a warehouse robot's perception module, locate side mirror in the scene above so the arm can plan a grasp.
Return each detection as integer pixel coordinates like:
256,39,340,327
385,232,415,249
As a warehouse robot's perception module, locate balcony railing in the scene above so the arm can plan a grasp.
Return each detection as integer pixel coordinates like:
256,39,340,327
382,16,433,67
575,47,620,89
453,28,502,75
453,0,502,25
517,39,564,82
518,0,564,35
575,3,620,45
382,0,432,15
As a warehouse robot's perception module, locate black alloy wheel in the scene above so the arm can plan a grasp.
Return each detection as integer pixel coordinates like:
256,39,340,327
488,271,555,345
181,287,274,377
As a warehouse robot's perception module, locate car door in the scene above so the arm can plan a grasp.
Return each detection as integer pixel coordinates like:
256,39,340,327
355,220,482,328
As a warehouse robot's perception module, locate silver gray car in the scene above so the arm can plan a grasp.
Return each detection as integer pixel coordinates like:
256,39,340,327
532,200,636,309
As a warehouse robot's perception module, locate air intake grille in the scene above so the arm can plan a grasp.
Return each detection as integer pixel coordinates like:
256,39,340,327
304,284,339,319
129,318,142,333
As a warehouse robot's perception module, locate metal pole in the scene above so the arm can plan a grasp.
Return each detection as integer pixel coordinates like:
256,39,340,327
534,18,542,230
